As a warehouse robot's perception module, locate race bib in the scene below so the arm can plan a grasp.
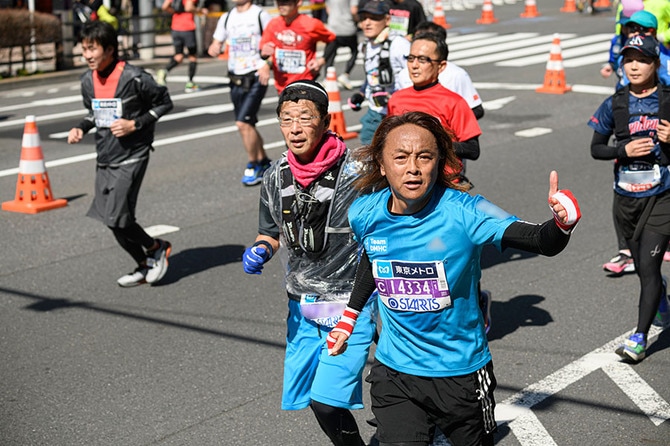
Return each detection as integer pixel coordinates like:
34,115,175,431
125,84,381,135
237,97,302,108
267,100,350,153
92,98,122,128
617,162,661,192
389,10,409,37
299,293,346,328
373,260,451,312
276,49,306,74
230,36,257,73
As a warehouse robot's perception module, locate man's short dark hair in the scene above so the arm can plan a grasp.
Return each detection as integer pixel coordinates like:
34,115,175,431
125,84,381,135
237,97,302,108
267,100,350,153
414,21,447,41
80,21,118,56
412,31,449,62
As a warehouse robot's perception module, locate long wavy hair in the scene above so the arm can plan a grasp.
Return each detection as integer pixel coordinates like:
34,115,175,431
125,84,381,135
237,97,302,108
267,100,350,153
352,111,469,194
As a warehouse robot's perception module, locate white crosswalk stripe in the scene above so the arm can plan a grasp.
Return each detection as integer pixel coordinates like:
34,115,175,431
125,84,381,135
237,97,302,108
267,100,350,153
338,31,613,69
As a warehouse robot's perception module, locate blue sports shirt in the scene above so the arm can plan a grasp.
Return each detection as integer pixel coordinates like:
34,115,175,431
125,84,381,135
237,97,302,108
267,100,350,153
349,185,518,377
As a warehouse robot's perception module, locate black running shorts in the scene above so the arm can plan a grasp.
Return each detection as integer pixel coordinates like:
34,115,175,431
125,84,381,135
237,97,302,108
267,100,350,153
366,359,497,446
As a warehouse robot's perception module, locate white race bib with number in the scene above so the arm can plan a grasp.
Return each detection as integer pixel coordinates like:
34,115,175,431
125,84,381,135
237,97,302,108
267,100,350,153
92,98,122,128
372,259,451,312
276,49,307,74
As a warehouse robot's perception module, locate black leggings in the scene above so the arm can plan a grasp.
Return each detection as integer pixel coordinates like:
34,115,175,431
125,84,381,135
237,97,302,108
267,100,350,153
310,401,365,446
110,223,155,266
627,228,670,335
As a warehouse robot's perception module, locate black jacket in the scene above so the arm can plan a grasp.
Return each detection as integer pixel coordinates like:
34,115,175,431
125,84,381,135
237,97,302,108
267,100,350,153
77,61,173,167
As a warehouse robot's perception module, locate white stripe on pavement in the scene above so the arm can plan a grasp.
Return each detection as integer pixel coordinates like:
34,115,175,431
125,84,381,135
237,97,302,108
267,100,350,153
603,361,670,426
497,40,611,67
498,325,669,445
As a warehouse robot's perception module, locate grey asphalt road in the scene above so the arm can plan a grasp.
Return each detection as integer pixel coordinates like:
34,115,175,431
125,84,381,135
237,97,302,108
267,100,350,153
1,1,669,445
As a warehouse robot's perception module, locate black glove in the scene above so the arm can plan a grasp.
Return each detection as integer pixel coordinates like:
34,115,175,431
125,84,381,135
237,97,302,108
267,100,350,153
348,92,365,112
371,91,389,108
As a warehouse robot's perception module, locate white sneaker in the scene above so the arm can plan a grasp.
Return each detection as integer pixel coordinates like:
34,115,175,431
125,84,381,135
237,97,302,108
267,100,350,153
145,239,172,284
156,69,167,86
117,266,149,287
337,73,353,90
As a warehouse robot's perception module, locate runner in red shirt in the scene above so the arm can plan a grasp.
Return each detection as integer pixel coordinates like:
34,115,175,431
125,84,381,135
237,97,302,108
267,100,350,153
258,0,335,93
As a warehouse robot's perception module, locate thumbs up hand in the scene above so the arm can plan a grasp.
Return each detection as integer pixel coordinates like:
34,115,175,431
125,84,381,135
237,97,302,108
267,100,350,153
548,171,581,234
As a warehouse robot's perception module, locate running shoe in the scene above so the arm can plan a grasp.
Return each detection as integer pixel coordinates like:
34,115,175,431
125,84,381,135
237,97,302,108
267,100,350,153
184,82,200,93
117,266,149,287
156,69,167,86
337,73,353,90
653,277,670,329
479,289,492,334
615,332,646,363
145,239,172,284
241,159,271,186
603,252,635,275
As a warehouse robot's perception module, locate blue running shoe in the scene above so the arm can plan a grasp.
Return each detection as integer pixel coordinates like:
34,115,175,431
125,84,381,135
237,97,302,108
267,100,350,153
241,160,271,186
615,332,646,362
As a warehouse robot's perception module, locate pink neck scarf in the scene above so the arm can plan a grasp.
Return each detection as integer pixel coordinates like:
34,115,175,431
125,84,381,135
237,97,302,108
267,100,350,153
287,132,346,188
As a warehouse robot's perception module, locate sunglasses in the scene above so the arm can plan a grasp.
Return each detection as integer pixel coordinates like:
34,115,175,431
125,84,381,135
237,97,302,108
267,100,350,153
627,24,655,34
404,54,441,64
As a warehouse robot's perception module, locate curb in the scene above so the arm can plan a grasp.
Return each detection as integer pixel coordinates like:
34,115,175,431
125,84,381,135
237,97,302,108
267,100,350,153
0,59,174,92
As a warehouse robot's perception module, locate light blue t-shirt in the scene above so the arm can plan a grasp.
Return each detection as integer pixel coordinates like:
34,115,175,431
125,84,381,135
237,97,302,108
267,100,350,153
349,185,518,377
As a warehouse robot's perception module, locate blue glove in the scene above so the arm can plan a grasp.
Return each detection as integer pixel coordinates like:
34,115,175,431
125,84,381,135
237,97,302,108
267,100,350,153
243,245,271,274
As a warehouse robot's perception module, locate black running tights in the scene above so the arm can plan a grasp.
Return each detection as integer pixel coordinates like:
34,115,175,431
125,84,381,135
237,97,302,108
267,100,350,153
310,401,365,446
627,228,670,336
110,223,155,266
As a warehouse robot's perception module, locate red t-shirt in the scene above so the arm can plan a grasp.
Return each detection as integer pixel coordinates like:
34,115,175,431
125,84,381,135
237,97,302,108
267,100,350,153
260,14,335,93
171,1,196,32
93,61,125,98
388,83,482,142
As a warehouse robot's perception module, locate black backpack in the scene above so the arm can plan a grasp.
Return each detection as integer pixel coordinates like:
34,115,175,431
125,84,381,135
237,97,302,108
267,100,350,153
172,0,185,13
612,84,670,165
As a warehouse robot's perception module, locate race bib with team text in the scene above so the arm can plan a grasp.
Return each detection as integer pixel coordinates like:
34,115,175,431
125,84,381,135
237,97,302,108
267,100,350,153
373,259,451,312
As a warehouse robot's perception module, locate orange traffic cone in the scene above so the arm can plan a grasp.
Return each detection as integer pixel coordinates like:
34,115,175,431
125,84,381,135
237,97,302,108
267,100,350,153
218,43,229,60
2,115,67,214
593,0,610,9
520,0,540,17
476,0,498,24
433,0,451,29
536,34,572,94
325,66,358,140
560,0,577,13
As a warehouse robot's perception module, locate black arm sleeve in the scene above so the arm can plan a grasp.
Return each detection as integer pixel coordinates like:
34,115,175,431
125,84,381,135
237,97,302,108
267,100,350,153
472,104,485,120
454,136,480,161
347,250,377,312
501,219,571,257
590,130,627,160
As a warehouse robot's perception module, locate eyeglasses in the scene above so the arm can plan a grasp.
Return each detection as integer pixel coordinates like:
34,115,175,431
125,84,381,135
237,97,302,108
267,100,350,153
628,24,655,34
278,115,320,127
404,54,441,64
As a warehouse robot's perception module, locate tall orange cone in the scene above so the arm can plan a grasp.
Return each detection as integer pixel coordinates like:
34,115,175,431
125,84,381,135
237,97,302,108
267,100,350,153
325,66,358,140
433,0,451,29
476,0,498,24
2,115,68,214
593,0,611,9
520,0,540,17
536,34,572,94
560,0,577,13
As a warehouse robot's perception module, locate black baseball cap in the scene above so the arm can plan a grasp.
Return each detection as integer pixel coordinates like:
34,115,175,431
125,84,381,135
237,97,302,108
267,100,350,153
359,0,390,15
622,34,660,59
